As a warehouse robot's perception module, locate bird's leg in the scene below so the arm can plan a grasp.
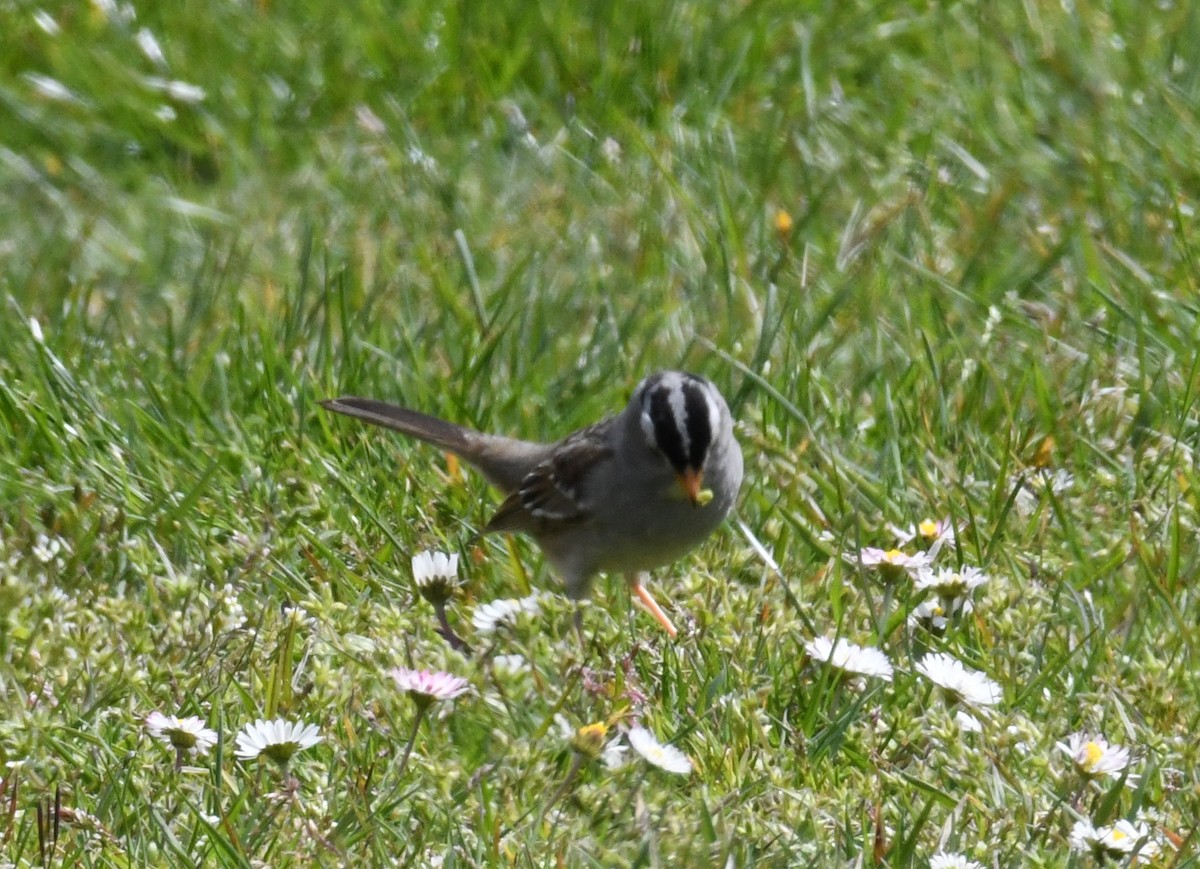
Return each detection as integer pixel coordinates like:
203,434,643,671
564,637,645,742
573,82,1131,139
627,572,678,638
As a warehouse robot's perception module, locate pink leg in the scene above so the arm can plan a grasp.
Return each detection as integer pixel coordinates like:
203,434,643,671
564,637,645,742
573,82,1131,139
629,574,678,638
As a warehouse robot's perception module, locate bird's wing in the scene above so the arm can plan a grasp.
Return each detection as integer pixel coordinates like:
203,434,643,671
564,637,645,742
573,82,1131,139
482,418,614,534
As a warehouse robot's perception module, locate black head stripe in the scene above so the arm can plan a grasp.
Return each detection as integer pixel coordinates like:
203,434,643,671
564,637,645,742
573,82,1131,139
646,386,688,470
680,380,713,469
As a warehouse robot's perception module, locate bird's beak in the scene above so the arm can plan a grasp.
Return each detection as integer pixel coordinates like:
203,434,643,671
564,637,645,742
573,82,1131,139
678,468,705,506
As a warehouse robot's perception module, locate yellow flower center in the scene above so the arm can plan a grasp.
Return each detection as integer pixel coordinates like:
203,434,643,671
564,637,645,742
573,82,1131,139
571,722,609,759
884,549,904,561
1082,741,1104,770
169,729,198,749
918,519,938,537
263,741,300,766
1110,829,1127,842
941,574,967,595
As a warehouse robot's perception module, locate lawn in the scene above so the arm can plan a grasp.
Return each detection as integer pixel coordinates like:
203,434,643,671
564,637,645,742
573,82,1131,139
2,0,1199,865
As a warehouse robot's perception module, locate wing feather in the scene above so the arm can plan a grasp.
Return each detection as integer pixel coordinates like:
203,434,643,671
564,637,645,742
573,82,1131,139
482,419,614,534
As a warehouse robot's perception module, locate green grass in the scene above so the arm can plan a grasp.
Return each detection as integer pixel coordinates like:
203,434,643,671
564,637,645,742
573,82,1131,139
2,0,1199,865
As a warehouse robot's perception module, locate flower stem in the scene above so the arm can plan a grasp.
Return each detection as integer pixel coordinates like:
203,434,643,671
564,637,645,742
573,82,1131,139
434,601,472,654
538,752,584,835
395,706,427,779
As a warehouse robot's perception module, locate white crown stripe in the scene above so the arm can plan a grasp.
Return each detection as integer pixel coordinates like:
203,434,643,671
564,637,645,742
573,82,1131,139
662,373,692,456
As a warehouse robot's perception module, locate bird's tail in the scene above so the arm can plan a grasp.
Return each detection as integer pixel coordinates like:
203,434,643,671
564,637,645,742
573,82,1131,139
320,396,549,493
319,398,474,453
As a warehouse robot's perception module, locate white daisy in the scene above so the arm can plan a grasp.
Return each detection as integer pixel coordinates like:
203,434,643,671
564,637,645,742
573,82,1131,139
627,726,692,775
391,667,470,708
412,549,458,584
844,547,932,578
1026,468,1074,495
909,598,950,631
914,566,988,598
491,654,528,676
1070,818,1157,859
804,637,894,681
145,712,217,756
890,517,959,547
1113,820,1158,858
601,739,628,770
955,710,984,733
1057,732,1132,779
1014,469,1074,515
916,653,1001,708
930,854,982,869
234,718,322,765
911,567,987,630
471,593,541,634
412,549,460,604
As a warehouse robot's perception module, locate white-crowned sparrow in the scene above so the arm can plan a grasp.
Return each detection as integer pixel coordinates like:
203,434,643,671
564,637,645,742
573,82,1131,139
320,371,743,637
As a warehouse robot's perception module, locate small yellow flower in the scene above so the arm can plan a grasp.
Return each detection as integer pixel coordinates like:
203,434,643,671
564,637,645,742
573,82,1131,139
774,209,794,236
571,722,610,759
